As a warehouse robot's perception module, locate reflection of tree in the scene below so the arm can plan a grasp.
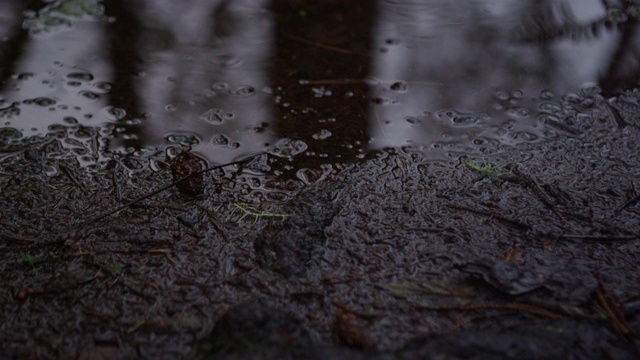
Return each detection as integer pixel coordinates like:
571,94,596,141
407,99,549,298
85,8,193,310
513,0,640,95
269,0,375,175
367,0,635,149
103,1,144,148
0,2,39,92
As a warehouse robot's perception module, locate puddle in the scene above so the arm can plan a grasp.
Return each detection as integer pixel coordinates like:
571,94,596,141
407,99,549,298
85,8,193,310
1,0,636,181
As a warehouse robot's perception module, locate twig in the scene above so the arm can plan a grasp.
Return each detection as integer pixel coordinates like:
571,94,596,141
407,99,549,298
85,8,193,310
558,234,638,242
284,33,367,56
196,203,229,242
614,193,640,215
448,204,530,230
597,283,632,337
462,302,565,320
507,166,570,225
78,153,264,228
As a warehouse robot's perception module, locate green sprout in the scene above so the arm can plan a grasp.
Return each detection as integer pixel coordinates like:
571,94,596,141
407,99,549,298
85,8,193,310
22,255,36,271
230,203,290,224
463,158,508,179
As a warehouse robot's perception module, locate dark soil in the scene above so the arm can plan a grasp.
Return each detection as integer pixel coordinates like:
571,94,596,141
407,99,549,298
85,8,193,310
1,87,640,359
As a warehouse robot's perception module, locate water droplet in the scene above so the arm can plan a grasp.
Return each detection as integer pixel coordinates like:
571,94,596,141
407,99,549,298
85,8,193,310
538,102,562,114
540,90,554,100
212,54,241,68
78,91,100,101
269,138,308,157
495,91,510,101
211,82,229,91
33,97,56,106
17,73,34,80
233,85,255,97
212,134,229,146
75,127,98,138
166,133,199,146
165,104,177,111
93,81,112,93
437,109,478,126
511,90,524,98
507,107,529,118
312,129,332,140
405,117,422,126
67,72,94,81
48,124,66,131
63,116,78,124
390,81,407,92
201,108,226,124
67,81,82,87
102,106,127,120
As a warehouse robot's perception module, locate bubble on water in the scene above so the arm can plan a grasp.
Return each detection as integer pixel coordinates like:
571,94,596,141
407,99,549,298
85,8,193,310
437,109,479,126
166,133,199,146
75,126,98,138
212,54,241,68
33,97,56,106
405,117,422,126
48,124,66,132
390,81,407,92
17,73,34,80
269,138,308,157
67,81,82,87
232,85,255,97
200,108,230,124
63,116,78,124
563,93,582,104
495,91,510,101
507,107,529,118
212,134,230,146
102,106,127,120
93,81,112,93
540,89,554,100
79,91,100,101
538,102,562,114
211,82,229,91
165,104,177,111
511,89,524,98
67,72,94,81
312,129,332,140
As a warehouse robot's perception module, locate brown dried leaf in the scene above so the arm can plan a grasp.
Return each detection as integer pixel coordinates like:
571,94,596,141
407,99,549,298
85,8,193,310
334,308,374,349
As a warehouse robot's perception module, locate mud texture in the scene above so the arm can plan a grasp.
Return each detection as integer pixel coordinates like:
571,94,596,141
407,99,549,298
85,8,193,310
2,89,640,359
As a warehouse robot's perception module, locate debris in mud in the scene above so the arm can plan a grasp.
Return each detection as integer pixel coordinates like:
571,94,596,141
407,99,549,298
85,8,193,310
399,322,636,360
334,308,375,349
201,301,312,356
460,257,598,304
254,192,339,276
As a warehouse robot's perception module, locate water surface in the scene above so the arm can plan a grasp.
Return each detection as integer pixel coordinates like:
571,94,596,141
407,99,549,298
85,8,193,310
0,0,636,178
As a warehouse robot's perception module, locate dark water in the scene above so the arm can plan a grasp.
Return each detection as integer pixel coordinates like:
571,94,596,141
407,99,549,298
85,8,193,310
0,0,636,177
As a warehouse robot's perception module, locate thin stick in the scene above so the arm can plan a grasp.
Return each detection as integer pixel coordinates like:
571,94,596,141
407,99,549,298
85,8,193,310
78,153,264,228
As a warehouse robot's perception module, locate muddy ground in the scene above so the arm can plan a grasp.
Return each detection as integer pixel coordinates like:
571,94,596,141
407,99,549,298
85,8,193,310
2,88,640,359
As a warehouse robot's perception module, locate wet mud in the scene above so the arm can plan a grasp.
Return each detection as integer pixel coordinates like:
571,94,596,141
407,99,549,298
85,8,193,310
2,87,640,359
